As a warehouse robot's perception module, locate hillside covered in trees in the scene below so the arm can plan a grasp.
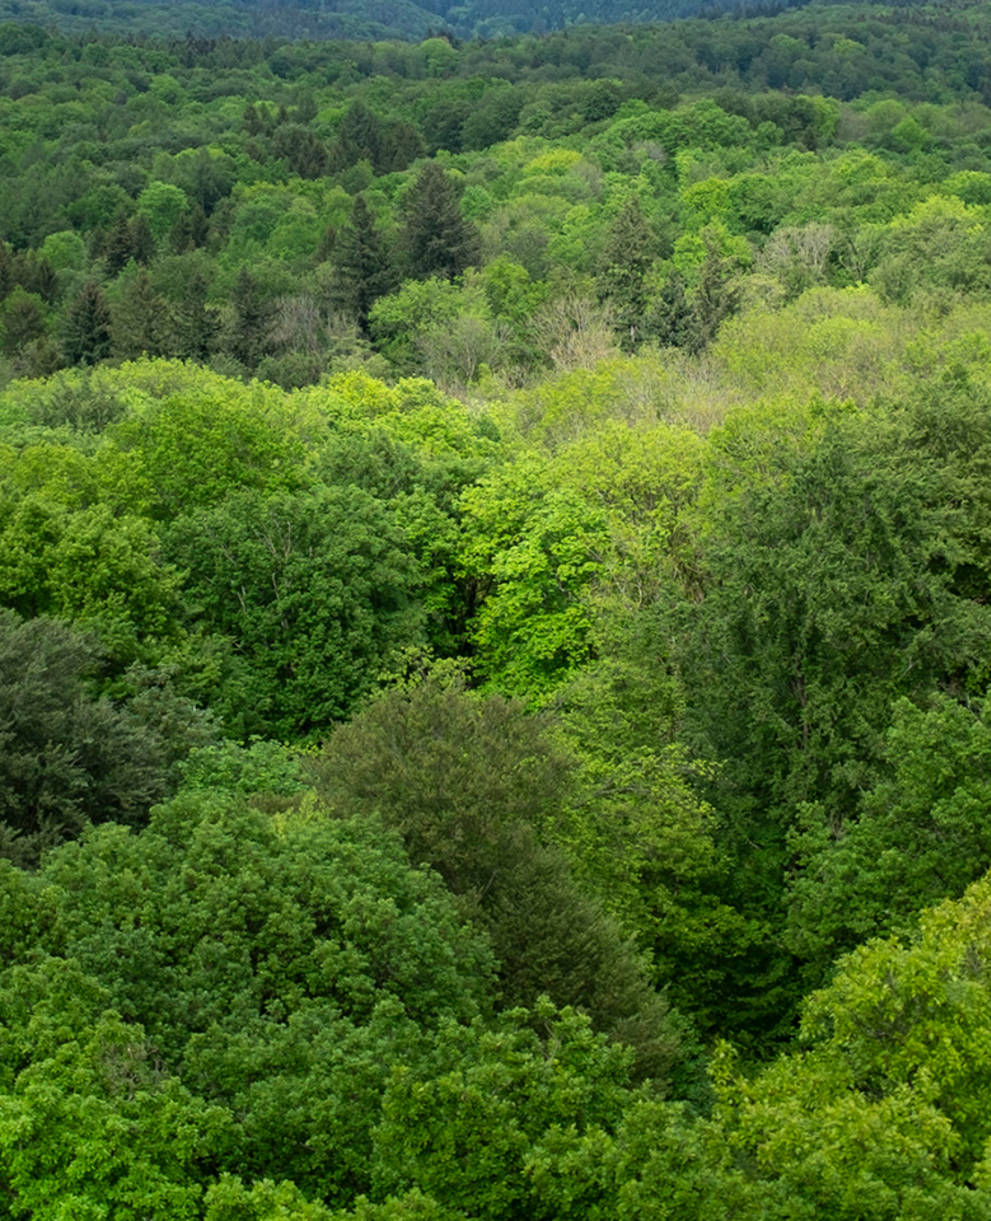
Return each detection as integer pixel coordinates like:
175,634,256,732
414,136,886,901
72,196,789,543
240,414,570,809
7,1,991,1215
0,0,842,42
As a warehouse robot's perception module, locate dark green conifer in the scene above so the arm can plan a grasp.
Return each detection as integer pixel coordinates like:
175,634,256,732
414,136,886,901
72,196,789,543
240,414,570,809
0,286,46,356
163,268,217,360
329,194,396,333
331,100,384,171
62,280,111,366
104,211,135,276
598,196,655,350
0,241,13,300
128,213,156,264
400,162,481,282
226,267,274,369
111,269,165,359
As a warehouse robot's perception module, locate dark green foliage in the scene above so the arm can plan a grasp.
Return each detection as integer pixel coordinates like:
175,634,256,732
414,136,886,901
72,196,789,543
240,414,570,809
598,196,655,349
400,163,480,282
62,280,111,366
225,267,275,368
0,611,169,864
332,100,385,172
0,285,46,356
330,195,396,332
273,123,329,179
161,267,218,360
164,485,427,737
308,674,684,1082
111,268,166,359
787,693,991,970
103,210,153,276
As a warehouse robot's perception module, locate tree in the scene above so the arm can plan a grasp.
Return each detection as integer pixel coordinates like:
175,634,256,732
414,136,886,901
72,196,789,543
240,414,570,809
161,266,217,360
331,100,384,172
307,673,684,1082
62,281,111,366
0,285,46,356
136,180,190,242
164,485,426,737
0,794,500,1209
0,611,171,864
597,196,656,349
273,124,329,179
400,163,480,282
225,267,275,369
111,268,166,359
787,692,991,971
330,195,396,333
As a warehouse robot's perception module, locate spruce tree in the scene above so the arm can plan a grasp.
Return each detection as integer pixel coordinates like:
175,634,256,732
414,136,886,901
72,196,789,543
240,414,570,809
104,211,135,276
226,267,274,369
62,281,111,366
0,241,13,299
329,194,396,333
128,213,156,265
331,100,384,171
400,162,481,282
111,269,165,359
598,196,655,350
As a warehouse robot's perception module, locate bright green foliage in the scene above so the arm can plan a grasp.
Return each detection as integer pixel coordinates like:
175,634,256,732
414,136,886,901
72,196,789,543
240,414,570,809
459,458,608,696
136,180,190,241
0,440,182,651
206,1175,334,1219
0,959,221,1219
331,1190,462,1220
165,485,426,736
368,278,465,373
371,1005,633,1219
694,874,991,1218
25,793,498,1203
106,384,305,520
177,736,305,797
787,692,991,967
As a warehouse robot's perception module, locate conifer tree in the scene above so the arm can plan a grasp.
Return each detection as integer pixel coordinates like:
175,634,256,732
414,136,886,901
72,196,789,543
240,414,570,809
401,162,481,282
329,194,396,333
62,281,111,366
163,268,217,360
104,211,135,276
128,213,155,265
598,196,655,350
111,269,165,359
0,241,13,300
226,267,274,369
331,100,384,171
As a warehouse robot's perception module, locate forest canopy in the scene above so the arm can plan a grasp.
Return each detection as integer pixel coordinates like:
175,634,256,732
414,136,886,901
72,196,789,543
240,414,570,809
7,0,991,1215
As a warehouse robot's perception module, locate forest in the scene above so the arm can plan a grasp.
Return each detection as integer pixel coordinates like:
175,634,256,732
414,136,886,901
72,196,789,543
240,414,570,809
6,0,991,1215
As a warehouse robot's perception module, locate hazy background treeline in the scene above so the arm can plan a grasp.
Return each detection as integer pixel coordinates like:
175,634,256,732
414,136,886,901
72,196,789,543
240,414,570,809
0,0,856,42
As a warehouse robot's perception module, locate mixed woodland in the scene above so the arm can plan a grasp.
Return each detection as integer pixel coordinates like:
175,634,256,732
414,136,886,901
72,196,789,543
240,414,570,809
8,0,991,1215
